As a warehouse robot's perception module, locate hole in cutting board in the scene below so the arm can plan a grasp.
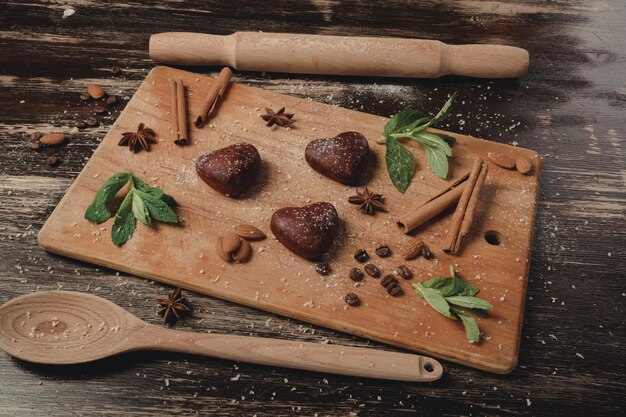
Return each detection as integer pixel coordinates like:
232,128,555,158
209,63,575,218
423,362,434,373
484,230,503,246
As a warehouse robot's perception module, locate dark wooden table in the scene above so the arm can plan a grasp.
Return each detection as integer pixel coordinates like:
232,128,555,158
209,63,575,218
1,1,624,416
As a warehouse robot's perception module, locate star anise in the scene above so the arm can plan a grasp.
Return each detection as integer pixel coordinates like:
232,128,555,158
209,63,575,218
156,287,192,324
260,106,294,127
118,123,157,153
348,188,386,215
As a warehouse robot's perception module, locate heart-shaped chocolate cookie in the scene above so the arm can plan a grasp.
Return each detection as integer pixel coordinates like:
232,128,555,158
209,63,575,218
305,131,369,185
195,142,261,198
270,202,339,260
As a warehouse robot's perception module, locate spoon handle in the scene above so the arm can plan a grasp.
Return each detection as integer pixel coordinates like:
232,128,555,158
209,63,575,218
138,327,442,382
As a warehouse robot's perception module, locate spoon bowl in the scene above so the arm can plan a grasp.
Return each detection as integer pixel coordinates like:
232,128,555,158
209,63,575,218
0,291,144,365
0,291,443,382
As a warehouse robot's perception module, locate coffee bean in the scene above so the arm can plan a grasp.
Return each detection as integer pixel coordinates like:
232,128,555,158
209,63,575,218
106,95,118,106
375,245,392,258
344,293,360,306
110,66,122,75
381,274,397,288
387,283,402,296
79,93,91,101
29,141,41,150
348,268,364,282
364,263,380,278
354,249,369,263
93,105,107,114
315,263,332,276
396,265,413,279
30,132,42,141
85,117,98,127
75,120,87,129
46,155,59,166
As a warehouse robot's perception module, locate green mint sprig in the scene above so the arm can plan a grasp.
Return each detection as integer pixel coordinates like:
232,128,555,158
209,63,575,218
85,172,178,246
379,93,457,193
413,264,492,342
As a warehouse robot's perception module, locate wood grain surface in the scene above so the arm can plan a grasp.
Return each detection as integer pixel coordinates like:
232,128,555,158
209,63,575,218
0,1,624,416
37,66,541,374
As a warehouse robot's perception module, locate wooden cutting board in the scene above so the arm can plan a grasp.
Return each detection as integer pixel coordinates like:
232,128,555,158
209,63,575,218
38,66,541,374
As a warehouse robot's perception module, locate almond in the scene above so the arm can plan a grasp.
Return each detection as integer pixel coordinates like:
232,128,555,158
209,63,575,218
232,239,252,263
87,83,105,99
39,133,65,146
515,155,533,175
400,239,424,260
216,237,231,262
221,232,242,254
487,152,515,169
234,224,266,240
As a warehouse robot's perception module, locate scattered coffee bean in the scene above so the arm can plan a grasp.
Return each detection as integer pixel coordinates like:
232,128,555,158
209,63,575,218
85,117,98,127
348,268,364,282
381,274,397,288
106,95,118,106
110,66,122,75
375,245,392,258
396,265,413,280
30,132,42,142
344,293,360,306
46,155,59,166
315,263,332,276
93,105,107,114
79,93,91,101
29,141,41,150
364,263,380,278
354,249,369,263
75,120,87,129
387,283,402,296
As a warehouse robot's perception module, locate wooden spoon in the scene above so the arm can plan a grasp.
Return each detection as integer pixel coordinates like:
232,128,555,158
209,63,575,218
0,291,443,382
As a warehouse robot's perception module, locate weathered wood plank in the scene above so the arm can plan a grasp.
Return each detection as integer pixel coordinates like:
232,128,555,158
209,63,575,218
0,0,624,415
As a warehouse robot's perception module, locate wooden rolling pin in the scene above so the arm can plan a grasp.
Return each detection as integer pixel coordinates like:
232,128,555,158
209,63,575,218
149,32,529,78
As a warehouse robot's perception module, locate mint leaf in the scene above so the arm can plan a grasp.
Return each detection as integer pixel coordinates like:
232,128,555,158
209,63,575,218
381,94,458,190
445,295,493,310
414,265,492,342
85,172,130,223
455,309,480,343
418,276,451,290
383,109,426,137
132,191,151,226
416,132,452,156
423,147,449,179
161,193,177,208
111,190,137,246
426,92,457,127
415,285,454,319
85,172,178,245
131,175,164,199
136,190,178,223
460,283,479,297
439,134,457,146
385,136,415,193
438,272,466,297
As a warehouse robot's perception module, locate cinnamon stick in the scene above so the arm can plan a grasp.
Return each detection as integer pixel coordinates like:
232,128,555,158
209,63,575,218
443,158,487,254
454,163,489,253
396,173,470,234
170,79,189,145
195,67,233,128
